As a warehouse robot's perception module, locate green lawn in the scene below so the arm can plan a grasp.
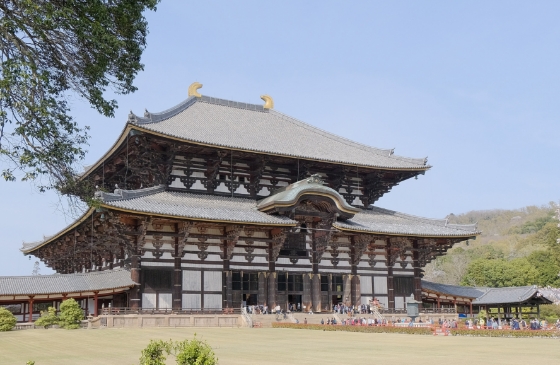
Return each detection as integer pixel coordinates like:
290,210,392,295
1,327,559,365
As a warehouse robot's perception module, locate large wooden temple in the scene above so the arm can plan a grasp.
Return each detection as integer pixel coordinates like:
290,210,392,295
16,83,480,315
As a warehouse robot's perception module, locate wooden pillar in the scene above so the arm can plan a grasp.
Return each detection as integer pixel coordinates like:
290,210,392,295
453,298,457,313
412,239,422,309
172,226,182,311
469,300,473,317
223,260,232,309
28,297,34,323
437,295,441,309
258,272,268,306
93,292,99,317
386,238,395,309
303,274,312,312
130,221,143,310
537,304,540,320
342,274,352,307
311,274,321,312
350,275,361,307
267,242,277,308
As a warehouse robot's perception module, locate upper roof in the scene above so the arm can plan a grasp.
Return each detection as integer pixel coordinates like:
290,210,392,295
334,206,479,238
126,95,429,171
0,269,135,296
472,286,552,305
421,280,485,299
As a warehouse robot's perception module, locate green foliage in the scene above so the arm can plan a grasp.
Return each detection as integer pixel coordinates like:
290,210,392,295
139,337,218,365
461,258,539,287
509,213,556,235
477,309,488,321
0,0,158,192
58,298,83,329
34,306,59,328
539,305,560,322
0,307,17,331
26,361,35,365
139,340,172,365
175,336,218,365
425,204,560,287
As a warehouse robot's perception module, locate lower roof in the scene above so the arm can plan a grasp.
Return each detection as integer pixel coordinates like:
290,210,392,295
472,285,552,305
0,269,136,297
421,280,486,299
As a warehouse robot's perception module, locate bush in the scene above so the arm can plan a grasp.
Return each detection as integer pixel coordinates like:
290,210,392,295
175,336,218,365
59,299,83,329
271,323,433,335
139,337,218,365
0,307,17,331
35,307,59,329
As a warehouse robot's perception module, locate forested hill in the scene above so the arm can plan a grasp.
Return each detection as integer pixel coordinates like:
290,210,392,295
423,203,560,288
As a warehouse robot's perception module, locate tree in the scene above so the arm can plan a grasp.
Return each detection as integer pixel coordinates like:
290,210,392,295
0,306,17,331
175,337,218,365
58,298,83,329
0,0,159,194
34,306,59,328
461,258,539,287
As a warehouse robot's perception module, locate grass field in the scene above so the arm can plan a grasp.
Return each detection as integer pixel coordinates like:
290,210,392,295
1,327,559,365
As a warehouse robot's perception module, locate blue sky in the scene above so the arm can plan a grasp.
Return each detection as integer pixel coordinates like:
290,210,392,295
1,1,559,275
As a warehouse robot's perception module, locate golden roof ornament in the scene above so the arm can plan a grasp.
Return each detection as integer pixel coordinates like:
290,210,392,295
188,82,203,97
260,94,274,109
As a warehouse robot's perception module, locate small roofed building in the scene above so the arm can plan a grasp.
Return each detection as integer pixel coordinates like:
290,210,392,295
472,286,552,322
421,280,553,320
12,84,479,318
0,270,134,322
421,280,485,317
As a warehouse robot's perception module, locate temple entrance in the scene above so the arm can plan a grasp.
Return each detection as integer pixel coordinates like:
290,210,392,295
243,293,258,307
332,295,343,306
288,294,302,312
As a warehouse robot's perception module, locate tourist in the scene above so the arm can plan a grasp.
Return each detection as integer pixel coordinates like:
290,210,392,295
321,318,324,325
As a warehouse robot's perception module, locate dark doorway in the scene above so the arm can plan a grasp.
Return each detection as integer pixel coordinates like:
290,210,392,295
288,295,302,311
243,293,258,306
332,295,343,306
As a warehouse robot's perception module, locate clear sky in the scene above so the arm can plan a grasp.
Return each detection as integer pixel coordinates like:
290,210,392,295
1,1,559,276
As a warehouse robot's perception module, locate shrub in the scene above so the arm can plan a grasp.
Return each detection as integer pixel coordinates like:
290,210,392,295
35,307,59,329
59,299,83,329
0,307,17,331
140,340,172,365
175,336,218,365
139,337,218,365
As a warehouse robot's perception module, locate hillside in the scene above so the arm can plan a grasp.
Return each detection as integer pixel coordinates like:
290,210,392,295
423,202,560,287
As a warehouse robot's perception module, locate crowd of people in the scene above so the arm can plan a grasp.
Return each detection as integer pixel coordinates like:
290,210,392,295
465,317,560,330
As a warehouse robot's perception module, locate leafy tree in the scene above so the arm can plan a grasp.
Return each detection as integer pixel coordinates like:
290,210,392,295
140,340,172,365
0,0,159,193
0,306,17,331
58,298,83,329
461,258,539,287
175,336,218,365
526,250,560,287
34,306,59,328
539,305,560,322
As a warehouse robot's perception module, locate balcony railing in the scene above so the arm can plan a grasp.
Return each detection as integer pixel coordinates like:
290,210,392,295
100,307,240,316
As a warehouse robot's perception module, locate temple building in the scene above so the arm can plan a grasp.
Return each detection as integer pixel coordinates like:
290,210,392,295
7,83,482,319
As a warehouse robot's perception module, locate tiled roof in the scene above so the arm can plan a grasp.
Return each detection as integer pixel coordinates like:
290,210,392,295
128,95,428,170
97,185,297,226
473,286,552,305
334,207,479,237
0,269,135,296
421,280,485,299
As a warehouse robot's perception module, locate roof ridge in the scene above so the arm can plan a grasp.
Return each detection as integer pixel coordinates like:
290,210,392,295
95,184,167,202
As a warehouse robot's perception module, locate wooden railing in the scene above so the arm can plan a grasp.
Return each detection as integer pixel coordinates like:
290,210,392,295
100,307,241,316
